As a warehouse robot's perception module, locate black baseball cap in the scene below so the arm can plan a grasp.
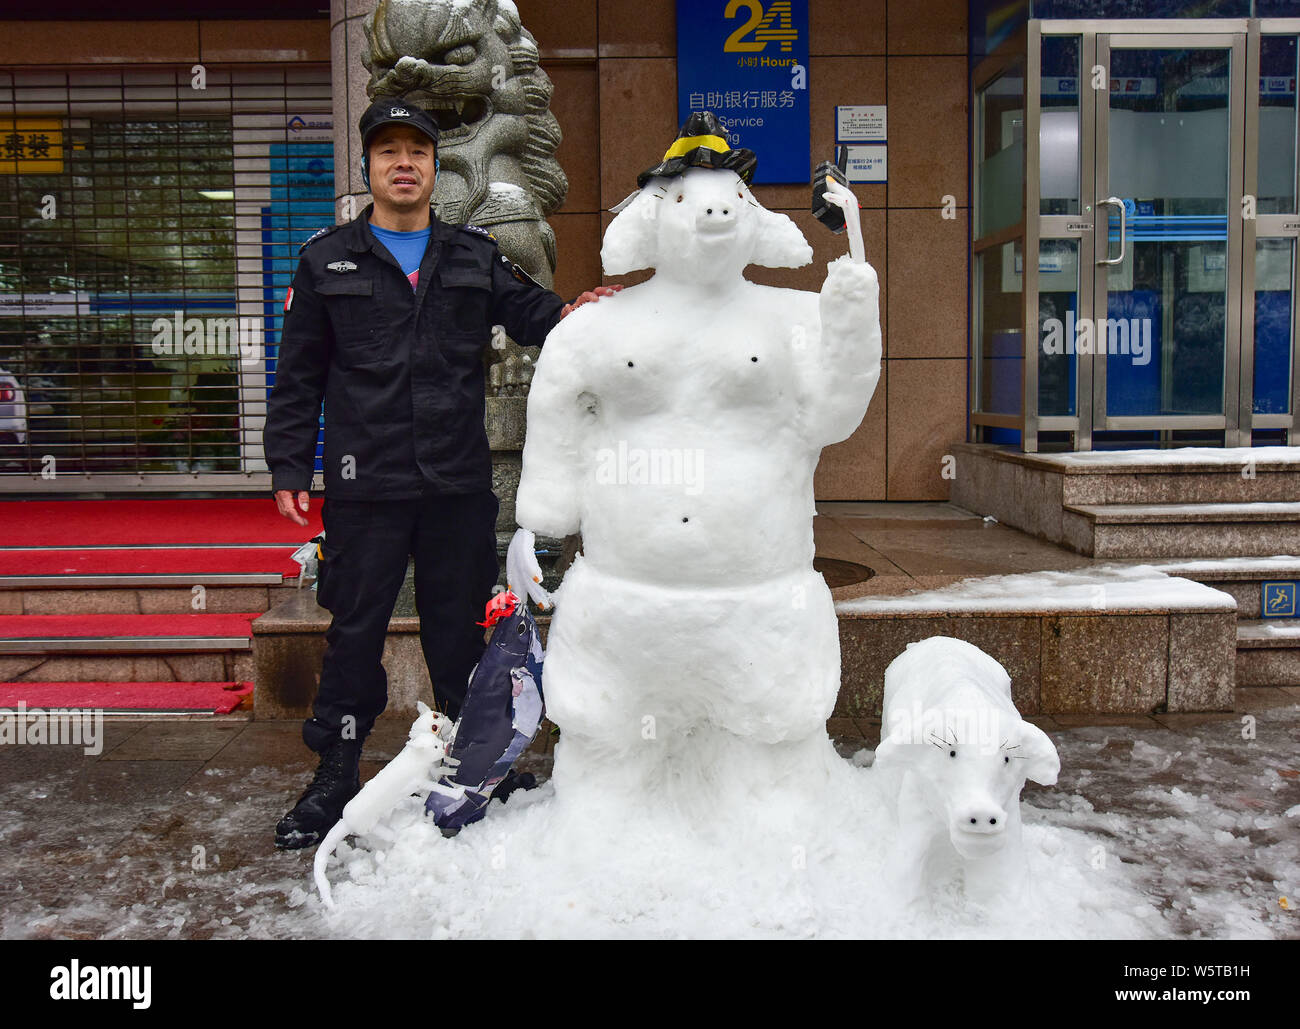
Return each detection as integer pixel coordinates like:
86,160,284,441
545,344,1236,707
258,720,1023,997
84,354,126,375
358,98,440,152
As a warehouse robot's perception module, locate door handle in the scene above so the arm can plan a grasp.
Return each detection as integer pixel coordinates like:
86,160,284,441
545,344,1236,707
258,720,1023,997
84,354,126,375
1096,196,1126,266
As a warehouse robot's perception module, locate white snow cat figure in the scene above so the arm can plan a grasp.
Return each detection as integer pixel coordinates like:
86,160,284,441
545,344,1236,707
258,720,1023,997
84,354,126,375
510,117,881,815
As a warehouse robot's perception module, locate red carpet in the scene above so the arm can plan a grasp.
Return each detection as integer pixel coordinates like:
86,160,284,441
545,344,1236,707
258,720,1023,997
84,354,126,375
0,499,322,547
0,613,258,639
0,547,304,578
0,681,253,713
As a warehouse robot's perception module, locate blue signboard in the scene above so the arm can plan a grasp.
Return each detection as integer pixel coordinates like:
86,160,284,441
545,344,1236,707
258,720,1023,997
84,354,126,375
676,0,810,185
1262,581,1297,619
264,141,335,475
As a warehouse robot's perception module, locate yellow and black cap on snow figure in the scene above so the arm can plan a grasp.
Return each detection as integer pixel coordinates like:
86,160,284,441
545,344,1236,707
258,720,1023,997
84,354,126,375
636,111,757,189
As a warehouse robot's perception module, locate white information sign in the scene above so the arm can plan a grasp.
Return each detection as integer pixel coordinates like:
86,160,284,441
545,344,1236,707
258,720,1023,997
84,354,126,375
0,293,91,317
836,105,887,143
844,145,886,184
286,114,334,142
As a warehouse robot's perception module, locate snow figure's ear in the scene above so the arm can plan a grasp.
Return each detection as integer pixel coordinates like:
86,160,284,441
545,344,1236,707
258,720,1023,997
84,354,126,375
872,736,901,767
750,207,813,269
873,723,921,768
1015,721,1060,786
601,189,659,276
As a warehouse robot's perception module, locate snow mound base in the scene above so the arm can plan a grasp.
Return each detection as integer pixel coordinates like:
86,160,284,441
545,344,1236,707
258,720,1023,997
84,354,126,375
315,739,1159,939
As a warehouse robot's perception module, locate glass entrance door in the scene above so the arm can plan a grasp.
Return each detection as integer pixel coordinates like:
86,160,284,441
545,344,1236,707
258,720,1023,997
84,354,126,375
978,20,1300,451
1090,34,1245,443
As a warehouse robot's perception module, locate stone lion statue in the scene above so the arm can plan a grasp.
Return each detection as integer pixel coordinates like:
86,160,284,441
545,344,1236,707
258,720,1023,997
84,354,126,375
363,0,568,290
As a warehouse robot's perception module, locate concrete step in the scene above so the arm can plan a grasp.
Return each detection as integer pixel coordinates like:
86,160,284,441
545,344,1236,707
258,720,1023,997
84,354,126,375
0,613,257,685
0,680,253,715
1135,557,1300,619
0,577,296,615
1063,502,1300,558
1058,465,1300,506
833,566,1236,717
253,590,435,727
955,442,1300,502
950,443,1300,548
258,564,1244,723
1236,619,1300,687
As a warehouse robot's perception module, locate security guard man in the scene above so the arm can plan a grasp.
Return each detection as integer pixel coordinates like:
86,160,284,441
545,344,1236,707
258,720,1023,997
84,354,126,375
267,98,610,849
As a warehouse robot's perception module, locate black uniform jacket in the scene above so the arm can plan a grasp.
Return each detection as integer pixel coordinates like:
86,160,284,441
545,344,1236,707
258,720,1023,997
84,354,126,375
265,205,564,499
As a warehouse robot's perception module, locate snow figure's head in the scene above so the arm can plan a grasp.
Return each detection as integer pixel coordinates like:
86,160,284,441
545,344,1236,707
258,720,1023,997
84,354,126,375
876,637,1060,861
408,700,448,754
602,167,812,287
877,707,1059,859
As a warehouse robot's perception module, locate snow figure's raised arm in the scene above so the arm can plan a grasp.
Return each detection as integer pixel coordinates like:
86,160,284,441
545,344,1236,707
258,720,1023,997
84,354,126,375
800,180,882,448
515,310,593,540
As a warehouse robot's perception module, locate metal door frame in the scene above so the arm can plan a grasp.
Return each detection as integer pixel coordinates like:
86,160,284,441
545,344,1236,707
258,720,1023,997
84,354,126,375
1245,19,1300,444
1023,18,1281,451
1092,31,1246,439
970,30,1030,443
1027,22,1097,449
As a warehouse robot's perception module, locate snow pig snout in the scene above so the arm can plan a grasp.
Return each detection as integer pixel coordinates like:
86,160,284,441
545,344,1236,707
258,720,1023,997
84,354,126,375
912,741,1019,858
693,189,738,233
665,171,745,236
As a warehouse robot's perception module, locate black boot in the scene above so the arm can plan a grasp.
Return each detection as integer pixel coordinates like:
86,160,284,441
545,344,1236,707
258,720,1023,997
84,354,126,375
489,770,537,804
274,738,363,850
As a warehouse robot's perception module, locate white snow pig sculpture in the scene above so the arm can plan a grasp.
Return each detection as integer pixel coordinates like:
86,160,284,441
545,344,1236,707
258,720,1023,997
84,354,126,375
314,702,453,908
509,113,880,815
873,637,1061,905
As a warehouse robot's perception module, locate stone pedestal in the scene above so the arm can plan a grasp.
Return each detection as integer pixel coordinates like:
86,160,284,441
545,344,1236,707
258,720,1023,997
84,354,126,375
252,588,436,729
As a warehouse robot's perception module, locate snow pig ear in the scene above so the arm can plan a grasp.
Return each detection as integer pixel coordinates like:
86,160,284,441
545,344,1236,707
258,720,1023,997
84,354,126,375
601,190,658,276
872,731,916,768
750,207,813,269
1016,721,1060,786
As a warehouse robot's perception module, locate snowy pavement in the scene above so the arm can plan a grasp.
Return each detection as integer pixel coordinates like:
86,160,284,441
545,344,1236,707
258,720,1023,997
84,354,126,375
0,692,1297,939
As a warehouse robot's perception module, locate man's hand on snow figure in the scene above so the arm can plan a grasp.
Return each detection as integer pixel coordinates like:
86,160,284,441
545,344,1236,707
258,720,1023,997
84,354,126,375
562,284,623,318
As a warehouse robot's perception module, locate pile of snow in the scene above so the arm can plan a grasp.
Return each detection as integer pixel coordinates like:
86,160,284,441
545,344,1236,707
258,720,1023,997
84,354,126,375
2,708,1296,940
836,564,1237,615
315,753,1159,939
1031,446,1300,468
1143,556,1300,575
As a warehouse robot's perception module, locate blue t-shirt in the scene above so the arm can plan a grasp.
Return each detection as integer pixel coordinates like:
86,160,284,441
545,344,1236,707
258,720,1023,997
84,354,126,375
370,223,431,290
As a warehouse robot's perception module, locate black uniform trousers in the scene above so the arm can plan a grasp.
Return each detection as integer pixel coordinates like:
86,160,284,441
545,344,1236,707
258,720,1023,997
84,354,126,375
303,487,499,753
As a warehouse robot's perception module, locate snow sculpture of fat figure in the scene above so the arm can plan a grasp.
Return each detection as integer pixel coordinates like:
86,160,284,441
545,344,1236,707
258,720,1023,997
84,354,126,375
511,114,880,820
